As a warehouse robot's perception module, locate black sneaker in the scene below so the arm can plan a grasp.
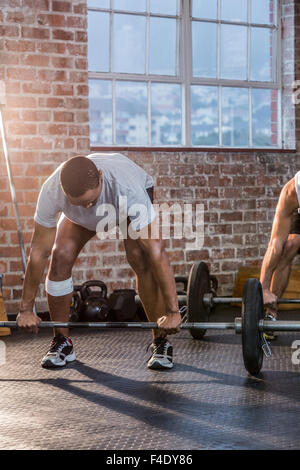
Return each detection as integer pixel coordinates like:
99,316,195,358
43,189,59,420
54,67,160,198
41,334,76,368
147,337,173,370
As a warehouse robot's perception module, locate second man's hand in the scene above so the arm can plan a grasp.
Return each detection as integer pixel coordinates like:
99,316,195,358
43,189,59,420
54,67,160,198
157,311,182,335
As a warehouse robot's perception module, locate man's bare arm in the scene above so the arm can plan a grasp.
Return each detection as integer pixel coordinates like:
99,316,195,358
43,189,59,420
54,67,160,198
17,222,56,332
260,177,299,292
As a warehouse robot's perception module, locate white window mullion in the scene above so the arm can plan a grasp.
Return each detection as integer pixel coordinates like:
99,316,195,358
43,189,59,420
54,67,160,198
217,0,221,80
148,81,151,146
112,79,116,144
249,87,253,147
182,0,191,146
146,0,149,75
219,86,222,146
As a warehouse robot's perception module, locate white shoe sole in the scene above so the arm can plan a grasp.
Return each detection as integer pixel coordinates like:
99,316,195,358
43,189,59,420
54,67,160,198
41,351,76,369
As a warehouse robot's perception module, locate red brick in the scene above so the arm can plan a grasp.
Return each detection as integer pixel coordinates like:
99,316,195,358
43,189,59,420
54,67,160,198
0,53,19,65
8,122,37,135
22,27,50,40
67,16,87,29
39,123,69,135
5,39,35,52
36,41,66,54
73,3,86,15
7,67,36,80
21,54,49,66
38,97,65,108
51,57,74,69
52,29,74,41
38,69,67,81
69,125,89,136
22,82,51,94
52,84,74,96
75,31,87,43
53,111,74,122
22,0,49,9
52,1,72,12
75,111,89,123
0,25,20,37
76,84,89,96
23,137,53,150
37,14,67,27
69,71,87,83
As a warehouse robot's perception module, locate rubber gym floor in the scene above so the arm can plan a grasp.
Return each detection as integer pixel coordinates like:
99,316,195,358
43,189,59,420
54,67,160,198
0,305,299,450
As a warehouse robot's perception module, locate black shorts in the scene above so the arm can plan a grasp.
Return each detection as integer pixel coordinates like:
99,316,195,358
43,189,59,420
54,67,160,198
146,186,154,204
290,210,300,235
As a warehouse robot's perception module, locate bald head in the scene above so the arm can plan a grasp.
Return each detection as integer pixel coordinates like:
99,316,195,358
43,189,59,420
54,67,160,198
60,156,100,197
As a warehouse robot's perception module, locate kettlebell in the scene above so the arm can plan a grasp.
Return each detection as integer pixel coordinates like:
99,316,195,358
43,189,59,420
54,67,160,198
175,276,188,295
108,289,137,322
69,285,82,322
79,280,110,322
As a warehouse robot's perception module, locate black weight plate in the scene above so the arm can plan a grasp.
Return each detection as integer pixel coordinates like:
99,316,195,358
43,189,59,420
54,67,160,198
242,278,264,376
187,261,211,339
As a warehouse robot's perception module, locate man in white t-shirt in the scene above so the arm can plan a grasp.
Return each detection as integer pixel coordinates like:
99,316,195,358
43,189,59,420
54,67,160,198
16,153,182,370
260,172,300,339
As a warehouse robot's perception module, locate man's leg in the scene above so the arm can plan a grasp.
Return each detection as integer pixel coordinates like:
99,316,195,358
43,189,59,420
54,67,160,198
269,233,300,316
123,236,166,339
47,216,96,337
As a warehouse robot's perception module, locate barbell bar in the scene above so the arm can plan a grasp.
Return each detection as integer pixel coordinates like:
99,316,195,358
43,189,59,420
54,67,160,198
1,319,300,331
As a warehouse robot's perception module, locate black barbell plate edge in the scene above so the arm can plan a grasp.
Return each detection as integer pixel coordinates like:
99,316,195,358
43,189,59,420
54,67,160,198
187,261,211,340
242,278,264,376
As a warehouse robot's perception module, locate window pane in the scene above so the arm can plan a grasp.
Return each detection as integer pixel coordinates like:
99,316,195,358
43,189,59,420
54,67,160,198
251,0,275,24
192,22,217,78
150,0,177,15
88,11,110,72
221,25,247,80
221,0,248,22
192,0,217,19
191,86,218,146
252,89,276,146
114,0,146,12
87,0,109,8
149,18,177,75
222,87,249,146
151,83,182,145
113,14,146,73
251,27,274,81
116,82,148,145
89,80,112,145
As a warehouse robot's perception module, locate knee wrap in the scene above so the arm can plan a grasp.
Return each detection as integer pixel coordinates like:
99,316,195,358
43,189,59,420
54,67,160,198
45,276,73,297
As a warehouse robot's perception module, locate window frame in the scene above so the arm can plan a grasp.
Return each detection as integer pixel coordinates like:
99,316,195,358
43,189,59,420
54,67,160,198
88,0,282,149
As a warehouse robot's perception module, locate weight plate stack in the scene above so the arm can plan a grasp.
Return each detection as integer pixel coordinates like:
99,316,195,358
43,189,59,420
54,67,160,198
187,261,211,339
242,278,264,376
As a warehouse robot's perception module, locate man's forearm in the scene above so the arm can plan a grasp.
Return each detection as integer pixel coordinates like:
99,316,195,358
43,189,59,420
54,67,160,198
260,243,283,291
20,251,49,312
148,249,179,313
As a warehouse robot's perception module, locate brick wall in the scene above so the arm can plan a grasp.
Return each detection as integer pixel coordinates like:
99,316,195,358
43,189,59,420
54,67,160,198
0,0,90,313
0,1,300,314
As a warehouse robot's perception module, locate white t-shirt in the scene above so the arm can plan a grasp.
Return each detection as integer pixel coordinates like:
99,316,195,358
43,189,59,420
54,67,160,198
34,153,155,232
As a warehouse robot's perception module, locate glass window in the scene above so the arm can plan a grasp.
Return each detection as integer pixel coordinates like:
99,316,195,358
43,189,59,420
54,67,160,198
113,14,146,74
251,27,274,82
251,0,275,25
150,0,177,15
191,86,219,146
192,0,218,20
149,18,177,75
114,0,146,12
116,82,148,145
151,83,182,146
89,80,112,145
87,0,110,8
192,22,217,78
221,25,248,80
222,87,249,147
88,11,110,72
221,0,248,22
252,89,275,146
